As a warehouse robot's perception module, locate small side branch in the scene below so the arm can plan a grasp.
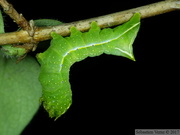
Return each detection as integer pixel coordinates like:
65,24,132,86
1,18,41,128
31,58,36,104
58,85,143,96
0,0,31,31
0,0,179,45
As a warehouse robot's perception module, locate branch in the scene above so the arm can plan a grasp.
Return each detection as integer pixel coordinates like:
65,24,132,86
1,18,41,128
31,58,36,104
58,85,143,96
0,0,179,45
0,0,34,35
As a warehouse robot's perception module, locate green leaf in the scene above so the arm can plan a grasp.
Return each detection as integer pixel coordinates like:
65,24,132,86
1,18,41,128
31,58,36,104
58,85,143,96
34,19,63,27
0,53,42,135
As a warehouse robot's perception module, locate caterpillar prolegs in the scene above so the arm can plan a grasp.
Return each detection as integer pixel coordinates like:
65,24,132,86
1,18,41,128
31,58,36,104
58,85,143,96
37,13,140,119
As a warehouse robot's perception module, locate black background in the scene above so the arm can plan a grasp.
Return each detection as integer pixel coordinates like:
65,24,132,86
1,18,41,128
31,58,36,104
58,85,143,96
4,0,180,134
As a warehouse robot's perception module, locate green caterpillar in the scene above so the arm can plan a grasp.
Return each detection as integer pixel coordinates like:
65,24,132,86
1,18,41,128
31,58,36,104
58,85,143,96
37,13,140,119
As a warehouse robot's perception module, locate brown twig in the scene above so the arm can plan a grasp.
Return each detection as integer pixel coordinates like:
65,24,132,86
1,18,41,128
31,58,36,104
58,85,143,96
0,0,37,54
0,0,32,32
0,0,179,45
